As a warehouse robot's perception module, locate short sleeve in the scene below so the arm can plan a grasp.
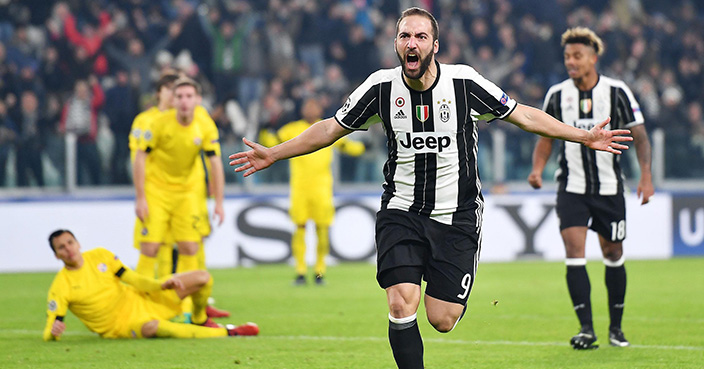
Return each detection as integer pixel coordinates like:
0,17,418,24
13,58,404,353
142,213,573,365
614,84,645,128
468,70,517,122
201,117,221,157
335,72,383,131
138,118,158,153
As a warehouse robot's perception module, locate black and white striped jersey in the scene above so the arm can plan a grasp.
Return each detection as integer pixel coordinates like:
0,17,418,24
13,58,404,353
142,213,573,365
334,61,516,228
543,75,644,196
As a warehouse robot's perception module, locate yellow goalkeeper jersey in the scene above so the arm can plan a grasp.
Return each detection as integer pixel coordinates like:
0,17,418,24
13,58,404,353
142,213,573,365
43,248,134,339
263,120,365,189
139,108,220,192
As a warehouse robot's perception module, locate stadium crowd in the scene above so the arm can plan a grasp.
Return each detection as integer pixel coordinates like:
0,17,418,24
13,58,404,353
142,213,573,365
0,0,703,188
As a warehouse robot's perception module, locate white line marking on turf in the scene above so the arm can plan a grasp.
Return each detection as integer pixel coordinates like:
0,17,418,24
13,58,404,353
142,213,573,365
269,335,704,351
5,330,702,351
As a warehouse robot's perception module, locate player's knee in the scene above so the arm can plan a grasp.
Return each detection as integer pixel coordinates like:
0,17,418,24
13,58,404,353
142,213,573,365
603,248,623,261
388,299,417,319
427,309,462,333
194,270,211,286
141,320,159,338
429,315,457,333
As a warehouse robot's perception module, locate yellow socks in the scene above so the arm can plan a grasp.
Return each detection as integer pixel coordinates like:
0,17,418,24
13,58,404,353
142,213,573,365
315,226,329,276
155,319,226,338
135,254,156,277
176,253,198,274
190,277,213,325
292,226,307,275
156,244,174,278
196,240,206,270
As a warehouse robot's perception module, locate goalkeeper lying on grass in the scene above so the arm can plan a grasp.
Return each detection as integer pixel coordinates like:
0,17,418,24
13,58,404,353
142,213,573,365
43,229,258,340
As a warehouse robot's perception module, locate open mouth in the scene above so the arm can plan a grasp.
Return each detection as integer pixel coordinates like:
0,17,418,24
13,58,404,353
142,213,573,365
406,53,420,69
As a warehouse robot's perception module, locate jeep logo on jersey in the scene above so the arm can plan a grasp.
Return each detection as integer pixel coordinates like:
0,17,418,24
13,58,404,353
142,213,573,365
398,132,452,153
416,105,429,122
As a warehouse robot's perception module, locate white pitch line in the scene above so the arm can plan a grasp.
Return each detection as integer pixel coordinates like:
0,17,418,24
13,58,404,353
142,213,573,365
266,335,704,351
5,330,702,351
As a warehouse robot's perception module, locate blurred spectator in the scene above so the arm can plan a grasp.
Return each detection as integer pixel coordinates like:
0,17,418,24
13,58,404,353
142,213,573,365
104,69,138,184
0,100,17,187
294,0,327,79
43,93,65,185
11,90,47,187
197,3,247,104
104,27,180,95
39,45,67,94
60,77,104,185
167,0,212,81
61,5,113,76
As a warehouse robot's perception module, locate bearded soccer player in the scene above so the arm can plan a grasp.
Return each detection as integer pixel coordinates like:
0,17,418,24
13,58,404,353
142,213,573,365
528,27,654,349
133,77,226,326
43,229,257,341
230,8,632,368
261,97,365,285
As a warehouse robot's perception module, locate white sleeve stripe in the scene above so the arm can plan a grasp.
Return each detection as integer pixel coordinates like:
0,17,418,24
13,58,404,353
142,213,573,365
346,96,378,129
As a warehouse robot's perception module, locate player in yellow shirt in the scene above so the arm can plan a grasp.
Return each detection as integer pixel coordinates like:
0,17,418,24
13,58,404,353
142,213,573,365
43,229,258,341
130,73,229,319
130,73,178,278
133,77,225,325
261,97,365,285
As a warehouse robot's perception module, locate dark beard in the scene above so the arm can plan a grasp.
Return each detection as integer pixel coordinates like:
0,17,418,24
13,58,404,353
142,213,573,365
397,49,435,80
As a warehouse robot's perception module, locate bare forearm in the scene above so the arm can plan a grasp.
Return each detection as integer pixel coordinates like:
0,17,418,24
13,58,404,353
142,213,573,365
270,118,350,162
507,104,588,144
632,125,652,179
133,151,146,199
531,137,554,172
209,156,225,204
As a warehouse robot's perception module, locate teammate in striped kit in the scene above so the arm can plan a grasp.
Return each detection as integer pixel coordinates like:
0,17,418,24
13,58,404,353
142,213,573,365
231,9,633,368
528,27,654,350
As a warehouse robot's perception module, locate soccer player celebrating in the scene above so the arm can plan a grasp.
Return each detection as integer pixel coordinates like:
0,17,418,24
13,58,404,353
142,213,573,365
230,8,632,368
43,229,258,341
528,27,654,349
133,77,225,326
261,97,365,285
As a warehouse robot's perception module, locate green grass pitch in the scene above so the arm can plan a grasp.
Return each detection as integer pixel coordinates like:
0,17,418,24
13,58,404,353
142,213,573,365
1,258,702,368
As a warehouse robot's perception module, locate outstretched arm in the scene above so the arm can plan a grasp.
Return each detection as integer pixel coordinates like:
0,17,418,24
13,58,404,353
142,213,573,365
506,104,633,154
116,265,183,292
229,118,352,176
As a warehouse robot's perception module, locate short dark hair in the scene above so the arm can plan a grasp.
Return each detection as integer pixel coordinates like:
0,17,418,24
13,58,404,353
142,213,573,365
561,27,604,56
48,229,75,253
396,7,439,41
155,73,180,93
